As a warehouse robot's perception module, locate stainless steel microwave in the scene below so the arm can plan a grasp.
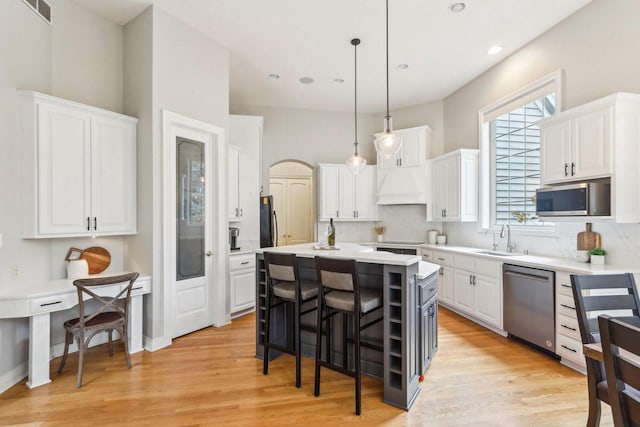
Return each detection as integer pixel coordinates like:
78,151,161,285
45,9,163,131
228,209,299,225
536,182,611,217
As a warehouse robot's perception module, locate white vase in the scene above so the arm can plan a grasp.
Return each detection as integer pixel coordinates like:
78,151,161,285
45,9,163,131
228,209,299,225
377,235,384,243
590,255,605,265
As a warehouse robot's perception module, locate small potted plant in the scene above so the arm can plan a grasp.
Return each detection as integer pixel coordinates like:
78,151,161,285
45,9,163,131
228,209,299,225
588,248,607,265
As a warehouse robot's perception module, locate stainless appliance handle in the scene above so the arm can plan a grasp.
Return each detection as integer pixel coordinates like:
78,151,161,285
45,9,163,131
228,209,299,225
504,270,550,282
273,210,278,247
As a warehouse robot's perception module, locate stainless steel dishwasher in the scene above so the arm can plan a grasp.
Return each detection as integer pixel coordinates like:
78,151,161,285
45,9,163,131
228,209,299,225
503,264,556,353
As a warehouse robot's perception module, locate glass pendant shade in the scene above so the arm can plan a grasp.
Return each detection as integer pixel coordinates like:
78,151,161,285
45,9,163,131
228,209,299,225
346,150,367,174
374,117,403,158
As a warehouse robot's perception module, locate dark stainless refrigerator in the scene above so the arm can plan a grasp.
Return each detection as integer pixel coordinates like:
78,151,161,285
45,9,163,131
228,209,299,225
260,196,278,248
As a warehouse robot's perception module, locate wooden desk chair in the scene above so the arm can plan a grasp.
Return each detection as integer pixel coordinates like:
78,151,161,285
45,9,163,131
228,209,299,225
58,272,140,387
314,256,383,415
571,273,640,427
598,315,640,427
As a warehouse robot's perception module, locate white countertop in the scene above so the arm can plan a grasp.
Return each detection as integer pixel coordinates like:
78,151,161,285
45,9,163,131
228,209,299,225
255,243,422,266
420,244,638,274
0,272,152,300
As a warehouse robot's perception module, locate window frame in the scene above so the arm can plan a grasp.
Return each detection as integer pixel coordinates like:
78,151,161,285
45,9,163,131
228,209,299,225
477,70,563,236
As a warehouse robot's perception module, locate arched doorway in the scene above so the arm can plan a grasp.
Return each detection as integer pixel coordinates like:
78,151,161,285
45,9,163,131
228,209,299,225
268,161,314,246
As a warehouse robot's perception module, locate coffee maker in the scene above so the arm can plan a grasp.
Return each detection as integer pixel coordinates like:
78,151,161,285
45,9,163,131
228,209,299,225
229,227,240,251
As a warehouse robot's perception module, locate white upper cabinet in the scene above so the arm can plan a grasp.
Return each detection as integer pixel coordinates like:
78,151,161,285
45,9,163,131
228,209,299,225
431,149,478,222
228,145,241,221
541,106,612,184
375,125,430,168
318,164,377,221
21,91,137,238
539,93,640,223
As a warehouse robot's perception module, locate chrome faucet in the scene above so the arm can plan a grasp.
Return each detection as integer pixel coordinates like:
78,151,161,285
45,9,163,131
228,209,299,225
500,224,514,253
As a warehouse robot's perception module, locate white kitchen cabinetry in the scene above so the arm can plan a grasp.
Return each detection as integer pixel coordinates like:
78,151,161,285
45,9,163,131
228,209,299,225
431,251,501,330
554,270,586,370
376,125,430,168
541,107,612,184
229,253,256,317
228,145,242,221
431,149,478,222
539,93,640,223
318,164,377,221
21,91,137,238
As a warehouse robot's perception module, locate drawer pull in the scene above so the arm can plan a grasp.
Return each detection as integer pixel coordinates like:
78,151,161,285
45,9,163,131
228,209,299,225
241,261,250,265
561,344,577,353
428,287,435,292
561,284,571,289
560,303,575,311
132,287,143,291
561,324,577,331
41,300,62,307
437,257,445,261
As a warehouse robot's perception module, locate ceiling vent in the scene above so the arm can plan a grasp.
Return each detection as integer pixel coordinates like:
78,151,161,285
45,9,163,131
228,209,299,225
22,0,52,24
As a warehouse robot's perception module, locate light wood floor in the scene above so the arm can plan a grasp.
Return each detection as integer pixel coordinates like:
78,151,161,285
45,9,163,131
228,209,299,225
0,308,612,426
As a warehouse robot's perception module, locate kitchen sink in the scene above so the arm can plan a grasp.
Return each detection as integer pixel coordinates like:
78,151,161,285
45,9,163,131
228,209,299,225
477,250,521,257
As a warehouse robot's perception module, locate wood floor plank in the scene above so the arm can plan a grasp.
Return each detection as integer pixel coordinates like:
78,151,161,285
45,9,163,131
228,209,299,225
0,307,613,426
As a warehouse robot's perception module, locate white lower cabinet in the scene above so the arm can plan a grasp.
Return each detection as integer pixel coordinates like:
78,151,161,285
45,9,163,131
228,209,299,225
555,270,586,369
430,251,502,330
230,253,256,317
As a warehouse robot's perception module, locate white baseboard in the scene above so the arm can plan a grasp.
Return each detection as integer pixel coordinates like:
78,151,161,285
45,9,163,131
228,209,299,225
0,362,27,395
213,314,232,327
143,335,171,352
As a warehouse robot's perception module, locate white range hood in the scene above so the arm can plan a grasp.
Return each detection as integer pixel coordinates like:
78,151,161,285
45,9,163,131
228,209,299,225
376,162,430,205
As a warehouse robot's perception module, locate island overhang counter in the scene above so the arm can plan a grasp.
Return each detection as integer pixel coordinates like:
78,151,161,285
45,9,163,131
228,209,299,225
254,243,439,410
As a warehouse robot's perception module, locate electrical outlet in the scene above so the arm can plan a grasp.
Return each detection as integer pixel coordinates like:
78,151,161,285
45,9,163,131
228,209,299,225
11,264,19,280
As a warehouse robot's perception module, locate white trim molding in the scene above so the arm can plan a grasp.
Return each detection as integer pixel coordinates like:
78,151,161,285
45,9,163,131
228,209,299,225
162,110,228,342
0,363,27,395
477,70,563,233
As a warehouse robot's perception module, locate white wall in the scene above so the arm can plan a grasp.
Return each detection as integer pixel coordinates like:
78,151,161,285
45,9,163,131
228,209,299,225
123,6,230,343
0,0,126,388
440,0,640,265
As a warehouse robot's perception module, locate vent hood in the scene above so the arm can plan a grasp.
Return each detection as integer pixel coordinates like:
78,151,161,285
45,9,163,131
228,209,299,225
376,163,430,205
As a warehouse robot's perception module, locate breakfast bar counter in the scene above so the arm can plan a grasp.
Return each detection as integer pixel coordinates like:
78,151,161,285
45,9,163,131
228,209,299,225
254,243,439,410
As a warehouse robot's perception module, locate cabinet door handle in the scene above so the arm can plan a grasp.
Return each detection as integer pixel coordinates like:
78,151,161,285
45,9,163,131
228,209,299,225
561,324,577,332
439,267,443,275
240,208,243,217
472,275,476,285
241,261,250,265
356,210,359,218
94,217,97,231
469,275,472,285
87,217,91,231
336,210,339,218
560,303,575,311
444,209,447,218
564,163,569,177
571,162,576,176
561,344,577,353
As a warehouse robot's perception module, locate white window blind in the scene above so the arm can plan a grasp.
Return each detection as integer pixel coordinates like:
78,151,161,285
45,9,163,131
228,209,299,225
491,94,556,226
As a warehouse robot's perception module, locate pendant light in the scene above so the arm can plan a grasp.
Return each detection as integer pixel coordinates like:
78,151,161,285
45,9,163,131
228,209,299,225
346,38,367,175
374,0,403,159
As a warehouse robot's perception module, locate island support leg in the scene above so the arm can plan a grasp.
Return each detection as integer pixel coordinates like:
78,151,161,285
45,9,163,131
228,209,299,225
128,295,143,353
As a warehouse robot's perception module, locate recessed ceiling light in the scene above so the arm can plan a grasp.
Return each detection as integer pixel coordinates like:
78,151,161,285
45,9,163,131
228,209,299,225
397,64,409,70
299,77,314,84
487,45,503,55
449,2,466,13
333,78,344,84
268,73,280,79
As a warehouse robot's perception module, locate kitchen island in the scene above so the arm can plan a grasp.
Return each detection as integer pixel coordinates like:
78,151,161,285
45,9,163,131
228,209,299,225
254,243,439,410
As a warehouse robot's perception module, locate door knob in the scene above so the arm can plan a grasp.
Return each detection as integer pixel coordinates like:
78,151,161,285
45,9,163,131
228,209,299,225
206,251,213,257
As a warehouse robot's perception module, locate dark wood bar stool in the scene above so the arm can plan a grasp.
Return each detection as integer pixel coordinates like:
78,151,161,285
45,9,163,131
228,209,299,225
314,256,383,415
263,252,318,388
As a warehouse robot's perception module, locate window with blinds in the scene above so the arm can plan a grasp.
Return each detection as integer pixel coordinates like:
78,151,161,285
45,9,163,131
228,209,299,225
491,93,555,226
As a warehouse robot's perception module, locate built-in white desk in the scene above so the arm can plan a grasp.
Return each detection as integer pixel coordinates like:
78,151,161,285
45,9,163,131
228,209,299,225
0,273,151,388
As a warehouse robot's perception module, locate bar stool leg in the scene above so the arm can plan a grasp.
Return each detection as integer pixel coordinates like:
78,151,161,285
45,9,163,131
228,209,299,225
314,299,323,397
354,312,361,416
295,295,301,388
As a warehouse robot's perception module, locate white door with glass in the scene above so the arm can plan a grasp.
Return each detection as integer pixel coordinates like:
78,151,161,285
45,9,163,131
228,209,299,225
171,133,214,338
